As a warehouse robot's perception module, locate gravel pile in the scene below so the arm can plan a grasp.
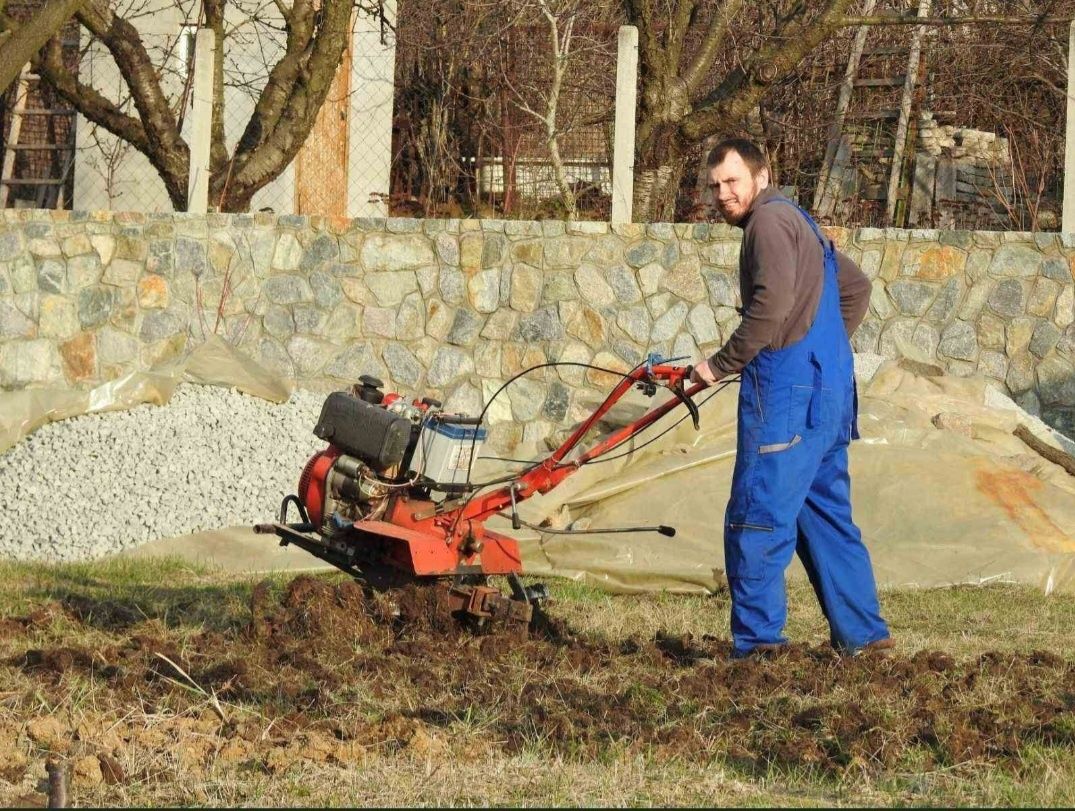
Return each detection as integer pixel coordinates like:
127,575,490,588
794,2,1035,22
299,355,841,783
0,384,328,562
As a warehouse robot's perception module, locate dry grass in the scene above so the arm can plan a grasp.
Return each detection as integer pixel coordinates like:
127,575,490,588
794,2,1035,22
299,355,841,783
0,558,1073,807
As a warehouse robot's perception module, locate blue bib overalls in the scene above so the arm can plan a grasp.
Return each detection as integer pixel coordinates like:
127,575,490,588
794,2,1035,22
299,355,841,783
725,198,890,656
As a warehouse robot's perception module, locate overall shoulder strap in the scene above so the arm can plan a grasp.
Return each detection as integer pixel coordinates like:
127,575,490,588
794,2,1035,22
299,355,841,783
761,197,832,253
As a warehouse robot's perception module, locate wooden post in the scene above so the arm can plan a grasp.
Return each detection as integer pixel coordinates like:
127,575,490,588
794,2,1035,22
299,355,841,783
187,27,215,214
611,25,638,224
885,0,931,226
1064,20,1075,233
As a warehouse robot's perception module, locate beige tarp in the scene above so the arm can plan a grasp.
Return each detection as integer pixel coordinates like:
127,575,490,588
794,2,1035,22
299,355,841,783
0,336,293,455
509,361,1075,594
4,340,1075,594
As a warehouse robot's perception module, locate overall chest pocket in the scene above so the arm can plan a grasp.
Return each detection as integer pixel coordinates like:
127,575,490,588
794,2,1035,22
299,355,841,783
757,384,816,454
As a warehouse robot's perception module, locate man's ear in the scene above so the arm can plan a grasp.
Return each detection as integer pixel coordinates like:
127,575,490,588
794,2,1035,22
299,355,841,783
757,168,771,189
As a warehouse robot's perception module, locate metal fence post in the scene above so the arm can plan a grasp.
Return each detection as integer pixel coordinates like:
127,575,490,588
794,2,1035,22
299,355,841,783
1064,20,1075,233
187,27,215,214
611,25,638,224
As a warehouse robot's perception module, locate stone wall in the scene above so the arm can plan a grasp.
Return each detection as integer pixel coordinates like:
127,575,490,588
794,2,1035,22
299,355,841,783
0,210,1073,444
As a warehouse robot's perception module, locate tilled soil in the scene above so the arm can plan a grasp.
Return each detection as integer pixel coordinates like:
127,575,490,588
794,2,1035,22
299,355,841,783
1,575,1074,804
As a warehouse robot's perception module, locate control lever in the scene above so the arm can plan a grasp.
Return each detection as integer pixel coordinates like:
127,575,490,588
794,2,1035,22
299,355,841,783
671,377,701,430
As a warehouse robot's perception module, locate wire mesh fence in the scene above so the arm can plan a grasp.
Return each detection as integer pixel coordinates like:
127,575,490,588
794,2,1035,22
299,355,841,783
0,0,1070,227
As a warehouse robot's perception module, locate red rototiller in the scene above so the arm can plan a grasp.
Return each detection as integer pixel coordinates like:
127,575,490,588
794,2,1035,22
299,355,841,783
255,355,707,627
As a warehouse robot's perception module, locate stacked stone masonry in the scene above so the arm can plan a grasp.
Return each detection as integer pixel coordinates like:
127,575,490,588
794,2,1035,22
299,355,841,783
0,210,1073,444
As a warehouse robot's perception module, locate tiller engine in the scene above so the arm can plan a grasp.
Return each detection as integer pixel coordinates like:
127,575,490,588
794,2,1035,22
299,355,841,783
255,358,705,629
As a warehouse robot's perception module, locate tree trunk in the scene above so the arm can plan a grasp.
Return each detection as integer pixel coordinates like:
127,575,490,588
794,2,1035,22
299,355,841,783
632,120,689,222
0,0,85,94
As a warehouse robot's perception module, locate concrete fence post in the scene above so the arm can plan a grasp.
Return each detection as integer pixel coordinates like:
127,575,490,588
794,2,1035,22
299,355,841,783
187,27,215,214
611,25,638,224
1064,21,1075,233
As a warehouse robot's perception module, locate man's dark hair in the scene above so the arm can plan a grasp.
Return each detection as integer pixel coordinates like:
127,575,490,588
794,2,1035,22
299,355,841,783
707,138,771,178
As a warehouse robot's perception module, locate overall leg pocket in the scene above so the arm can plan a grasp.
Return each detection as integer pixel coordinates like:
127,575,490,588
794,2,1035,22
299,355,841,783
724,520,774,580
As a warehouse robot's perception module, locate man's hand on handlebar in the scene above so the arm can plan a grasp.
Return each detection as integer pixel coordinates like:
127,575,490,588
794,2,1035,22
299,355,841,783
690,358,721,388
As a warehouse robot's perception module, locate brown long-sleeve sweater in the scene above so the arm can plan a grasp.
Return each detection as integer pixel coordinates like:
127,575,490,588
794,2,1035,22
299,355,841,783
707,186,872,378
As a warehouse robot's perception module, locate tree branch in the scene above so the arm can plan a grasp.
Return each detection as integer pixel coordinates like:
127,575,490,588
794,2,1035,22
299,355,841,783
74,0,188,200
36,35,149,153
681,0,855,142
838,15,1073,27
683,0,746,94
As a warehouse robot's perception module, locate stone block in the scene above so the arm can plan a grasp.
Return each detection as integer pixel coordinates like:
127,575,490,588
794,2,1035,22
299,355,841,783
60,331,97,382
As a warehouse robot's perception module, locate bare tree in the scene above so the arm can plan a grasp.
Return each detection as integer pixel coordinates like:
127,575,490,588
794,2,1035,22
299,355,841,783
622,0,1072,222
24,0,383,211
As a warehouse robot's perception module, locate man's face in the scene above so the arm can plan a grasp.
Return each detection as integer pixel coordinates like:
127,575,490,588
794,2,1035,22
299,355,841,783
707,151,769,225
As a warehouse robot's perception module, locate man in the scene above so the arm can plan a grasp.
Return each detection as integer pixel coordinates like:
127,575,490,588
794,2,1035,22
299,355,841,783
690,138,892,658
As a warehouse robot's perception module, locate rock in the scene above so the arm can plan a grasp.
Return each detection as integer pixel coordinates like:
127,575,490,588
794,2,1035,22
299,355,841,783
309,271,343,309
687,302,720,345
447,308,483,346
515,306,564,342
97,327,138,364
651,300,688,342
913,245,965,280
360,233,435,270
616,304,651,343
382,342,423,388
102,258,142,286
435,232,459,265
324,341,387,381
77,286,114,329
1049,283,1073,330
925,277,963,323
140,309,184,342
544,236,590,268
263,274,313,305
566,303,607,348
887,280,936,316
367,270,419,306
1037,354,1075,405
1027,278,1061,318
938,320,977,361
428,345,475,387
510,266,542,312
660,257,707,302
989,244,1042,277
467,268,501,313
542,381,570,422
1030,321,1061,359
0,300,34,338
988,278,1026,318
574,264,615,307
439,267,465,304
977,350,1007,381
1006,352,1035,393
703,270,738,307
299,234,339,271
481,234,507,267
39,295,78,339
931,411,972,437
0,339,62,385
625,240,662,268
508,377,546,421
605,265,642,303
1006,317,1036,356
175,236,207,274
137,274,170,309
362,306,396,338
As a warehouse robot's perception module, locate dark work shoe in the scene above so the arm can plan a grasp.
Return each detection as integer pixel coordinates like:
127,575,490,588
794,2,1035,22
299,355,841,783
731,642,788,660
